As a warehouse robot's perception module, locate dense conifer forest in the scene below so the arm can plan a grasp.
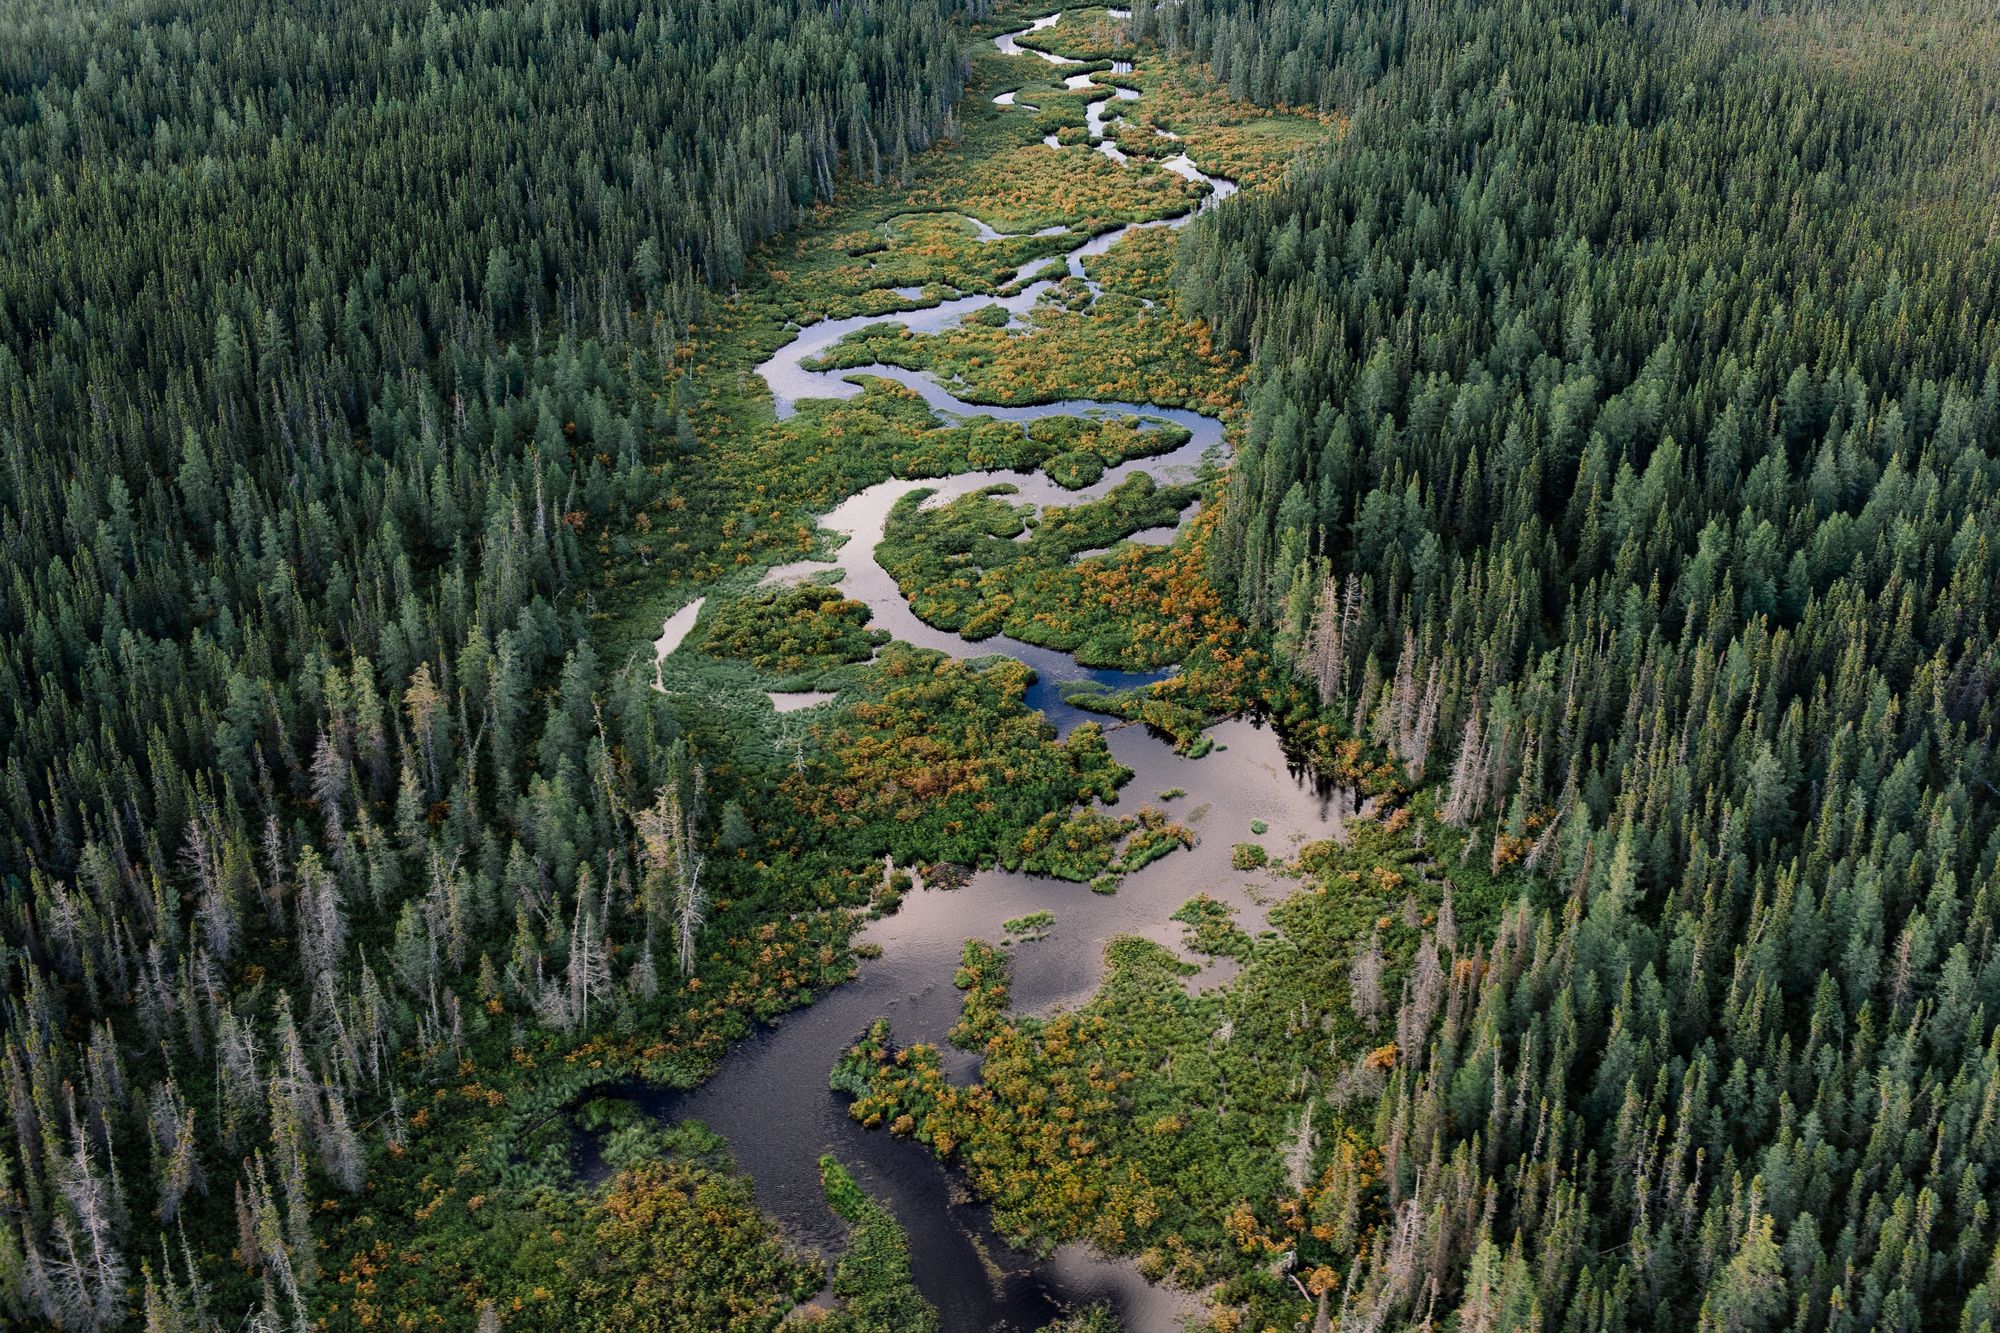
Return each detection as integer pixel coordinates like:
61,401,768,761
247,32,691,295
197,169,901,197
1165,0,2000,1324
0,0,977,1324
6,0,2000,1328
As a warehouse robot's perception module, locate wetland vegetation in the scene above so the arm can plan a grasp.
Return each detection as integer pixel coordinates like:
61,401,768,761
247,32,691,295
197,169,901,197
8,0,2000,1328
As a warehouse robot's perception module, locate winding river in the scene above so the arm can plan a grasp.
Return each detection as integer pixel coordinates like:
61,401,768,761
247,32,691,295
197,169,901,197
647,15,1341,1330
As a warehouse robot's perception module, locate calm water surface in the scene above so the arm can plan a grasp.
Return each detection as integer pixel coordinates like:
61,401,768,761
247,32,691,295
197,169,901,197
640,17,1319,1329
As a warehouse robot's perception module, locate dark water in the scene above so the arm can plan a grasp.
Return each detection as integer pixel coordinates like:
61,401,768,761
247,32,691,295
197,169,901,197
640,18,1315,1329
638,718,1351,1331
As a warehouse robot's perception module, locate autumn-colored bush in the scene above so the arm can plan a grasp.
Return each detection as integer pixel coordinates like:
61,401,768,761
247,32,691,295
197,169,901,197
829,810,1468,1326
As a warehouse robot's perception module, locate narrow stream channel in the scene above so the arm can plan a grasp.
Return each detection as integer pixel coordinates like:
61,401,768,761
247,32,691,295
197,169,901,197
645,15,1333,1329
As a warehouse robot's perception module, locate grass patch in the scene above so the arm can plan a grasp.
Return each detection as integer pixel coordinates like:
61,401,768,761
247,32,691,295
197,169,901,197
1004,910,1057,941
1171,894,1254,959
1230,842,1268,870
818,1156,942,1332
699,583,887,678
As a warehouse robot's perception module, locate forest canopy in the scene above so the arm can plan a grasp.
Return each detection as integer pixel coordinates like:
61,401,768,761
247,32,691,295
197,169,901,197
1159,0,2000,1325
8,0,2000,1326
0,0,974,1324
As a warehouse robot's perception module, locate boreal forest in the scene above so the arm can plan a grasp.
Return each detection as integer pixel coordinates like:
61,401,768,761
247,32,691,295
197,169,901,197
3,0,2000,1329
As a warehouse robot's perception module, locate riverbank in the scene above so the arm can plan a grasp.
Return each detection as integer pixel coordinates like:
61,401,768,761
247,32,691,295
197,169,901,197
448,5,1358,1330
617,7,1345,1328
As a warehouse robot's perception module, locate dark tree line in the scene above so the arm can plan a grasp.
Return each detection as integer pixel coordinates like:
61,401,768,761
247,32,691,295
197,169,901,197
0,0,972,1324
1129,0,1417,110
1173,0,2000,1326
